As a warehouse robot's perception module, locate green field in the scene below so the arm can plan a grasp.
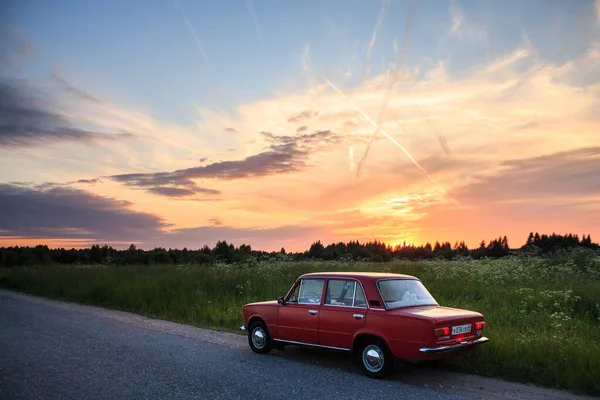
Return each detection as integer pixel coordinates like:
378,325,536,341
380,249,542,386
1,250,599,395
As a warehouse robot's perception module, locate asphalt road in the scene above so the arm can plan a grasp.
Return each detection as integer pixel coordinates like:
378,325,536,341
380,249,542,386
0,290,480,400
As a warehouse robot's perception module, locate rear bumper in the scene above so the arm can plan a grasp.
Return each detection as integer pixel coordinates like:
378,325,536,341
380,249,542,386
419,336,489,354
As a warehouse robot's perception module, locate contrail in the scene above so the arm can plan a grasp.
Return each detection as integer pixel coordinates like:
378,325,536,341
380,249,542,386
302,44,310,74
173,0,216,76
246,0,262,39
357,1,415,177
324,78,439,186
365,1,388,79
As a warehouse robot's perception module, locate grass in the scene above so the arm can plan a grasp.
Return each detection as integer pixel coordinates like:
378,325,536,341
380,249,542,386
1,251,599,395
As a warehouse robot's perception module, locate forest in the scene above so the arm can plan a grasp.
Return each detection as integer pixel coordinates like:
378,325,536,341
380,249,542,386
0,232,597,267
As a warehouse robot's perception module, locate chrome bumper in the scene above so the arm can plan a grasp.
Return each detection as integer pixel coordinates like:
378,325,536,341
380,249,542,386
240,325,246,331
419,336,489,354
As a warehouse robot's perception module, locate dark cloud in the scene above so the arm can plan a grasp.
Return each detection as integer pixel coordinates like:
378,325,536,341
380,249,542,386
297,126,308,132
260,129,342,151
110,129,343,195
0,184,166,241
452,147,600,203
111,144,306,191
76,178,101,184
109,169,222,198
146,186,221,198
0,181,337,250
0,79,133,148
299,130,341,145
224,127,238,133
287,110,317,123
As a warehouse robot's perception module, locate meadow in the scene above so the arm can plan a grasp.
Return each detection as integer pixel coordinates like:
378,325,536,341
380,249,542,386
1,249,599,395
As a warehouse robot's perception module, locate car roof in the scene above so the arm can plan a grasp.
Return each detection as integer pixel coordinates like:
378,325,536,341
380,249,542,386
299,271,418,281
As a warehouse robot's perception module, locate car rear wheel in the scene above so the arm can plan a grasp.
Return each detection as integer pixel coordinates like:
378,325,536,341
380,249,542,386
359,339,394,379
248,321,272,354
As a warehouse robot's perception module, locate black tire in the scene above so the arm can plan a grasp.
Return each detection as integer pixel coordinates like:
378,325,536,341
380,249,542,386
358,338,394,379
248,321,272,354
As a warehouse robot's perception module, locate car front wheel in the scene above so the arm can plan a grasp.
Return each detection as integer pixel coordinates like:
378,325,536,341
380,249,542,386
359,339,394,379
248,321,272,354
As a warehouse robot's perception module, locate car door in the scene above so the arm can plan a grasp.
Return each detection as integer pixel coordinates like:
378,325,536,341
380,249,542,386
277,278,325,345
318,279,367,350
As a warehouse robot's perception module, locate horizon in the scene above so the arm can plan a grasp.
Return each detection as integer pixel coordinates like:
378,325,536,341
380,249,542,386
1,0,600,252
1,231,596,252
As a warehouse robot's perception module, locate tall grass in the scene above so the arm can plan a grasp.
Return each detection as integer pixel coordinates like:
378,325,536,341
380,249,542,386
1,251,599,395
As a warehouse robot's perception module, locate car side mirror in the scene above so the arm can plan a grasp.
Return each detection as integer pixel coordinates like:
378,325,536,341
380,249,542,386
277,296,286,305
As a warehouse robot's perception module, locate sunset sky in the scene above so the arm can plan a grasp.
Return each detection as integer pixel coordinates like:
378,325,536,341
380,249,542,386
1,0,599,252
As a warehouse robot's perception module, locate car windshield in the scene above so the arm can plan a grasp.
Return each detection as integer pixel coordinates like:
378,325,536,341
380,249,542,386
377,279,438,309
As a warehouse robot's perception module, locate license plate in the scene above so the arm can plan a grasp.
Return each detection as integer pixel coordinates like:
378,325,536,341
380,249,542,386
452,324,472,335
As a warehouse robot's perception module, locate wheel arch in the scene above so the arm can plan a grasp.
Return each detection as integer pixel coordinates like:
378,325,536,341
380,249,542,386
247,315,266,329
352,332,390,354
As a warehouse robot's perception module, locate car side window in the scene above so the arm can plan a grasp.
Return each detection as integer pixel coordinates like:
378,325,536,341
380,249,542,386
288,282,301,303
354,283,367,308
325,280,367,308
298,279,324,304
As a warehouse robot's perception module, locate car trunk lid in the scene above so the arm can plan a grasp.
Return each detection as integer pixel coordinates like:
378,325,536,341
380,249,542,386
394,305,483,324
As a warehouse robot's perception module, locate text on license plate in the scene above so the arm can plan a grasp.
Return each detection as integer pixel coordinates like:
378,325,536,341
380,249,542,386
451,324,472,335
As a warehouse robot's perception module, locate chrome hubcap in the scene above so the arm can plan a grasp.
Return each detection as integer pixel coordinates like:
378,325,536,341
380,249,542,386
252,327,266,349
363,344,384,372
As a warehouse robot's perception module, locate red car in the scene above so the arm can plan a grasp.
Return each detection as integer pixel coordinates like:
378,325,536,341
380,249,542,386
241,272,489,378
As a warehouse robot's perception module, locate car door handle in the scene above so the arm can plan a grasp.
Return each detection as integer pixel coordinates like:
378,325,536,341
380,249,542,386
308,310,318,315
353,314,364,319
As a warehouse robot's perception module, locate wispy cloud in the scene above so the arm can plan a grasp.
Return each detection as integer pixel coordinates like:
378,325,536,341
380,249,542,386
365,0,389,78
52,68,102,104
448,0,487,43
142,224,327,251
0,79,133,149
485,47,531,73
0,24,34,73
452,147,600,204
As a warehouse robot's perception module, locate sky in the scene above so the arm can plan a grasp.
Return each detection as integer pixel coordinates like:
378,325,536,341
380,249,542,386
1,0,599,252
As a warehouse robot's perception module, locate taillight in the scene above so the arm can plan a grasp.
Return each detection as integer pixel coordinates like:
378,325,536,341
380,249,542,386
475,321,486,330
434,327,450,337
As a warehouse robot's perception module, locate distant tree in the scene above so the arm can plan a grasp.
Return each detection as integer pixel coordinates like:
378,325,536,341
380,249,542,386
308,240,325,259
239,244,252,254
526,232,535,245
213,240,234,262
90,245,102,264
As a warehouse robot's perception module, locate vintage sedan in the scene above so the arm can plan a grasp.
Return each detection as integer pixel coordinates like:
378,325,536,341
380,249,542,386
240,272,489,378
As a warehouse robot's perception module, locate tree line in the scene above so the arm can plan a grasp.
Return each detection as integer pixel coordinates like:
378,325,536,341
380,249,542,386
0,232,597,267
